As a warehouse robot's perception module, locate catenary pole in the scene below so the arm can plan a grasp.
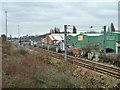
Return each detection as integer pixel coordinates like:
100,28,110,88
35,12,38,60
32,37,34,51
118,2,120,61
64,25,67,63
103,26,106,62
118,48,120,61
18,25,20,40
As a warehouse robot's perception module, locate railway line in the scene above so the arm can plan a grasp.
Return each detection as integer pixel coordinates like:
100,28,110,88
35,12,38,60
31,47,120,79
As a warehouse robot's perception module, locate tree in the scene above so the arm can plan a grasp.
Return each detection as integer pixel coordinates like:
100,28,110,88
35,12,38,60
54,27,57,33
73,26,77,33
107,26,110,32
1,34,6,42
50,29,53,33
111,22,115,32
54,27,60,33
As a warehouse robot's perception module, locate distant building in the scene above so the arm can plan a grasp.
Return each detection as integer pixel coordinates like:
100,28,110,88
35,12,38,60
42,33,79,45
67,32,120,54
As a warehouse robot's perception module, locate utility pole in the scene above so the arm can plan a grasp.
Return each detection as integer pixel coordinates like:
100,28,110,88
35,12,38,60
10,35,12,42
64,25,67,63
118,47,120,61
32,37,34,51
18,25,21,46
118,2,120,61
5,11,8,41
18,25,20,40
103,26,106,62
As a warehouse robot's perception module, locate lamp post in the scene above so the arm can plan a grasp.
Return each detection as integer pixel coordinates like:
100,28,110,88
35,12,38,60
18,25,20,40
5,11,8,41
90,25,93,33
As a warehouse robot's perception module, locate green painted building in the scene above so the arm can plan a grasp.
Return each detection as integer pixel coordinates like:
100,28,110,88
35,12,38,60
67,32,120,53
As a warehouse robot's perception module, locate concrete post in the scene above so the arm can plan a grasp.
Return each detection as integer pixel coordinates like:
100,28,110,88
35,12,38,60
5,11,7,41
64,25,67,63
118,47,120,61
103,26,106,62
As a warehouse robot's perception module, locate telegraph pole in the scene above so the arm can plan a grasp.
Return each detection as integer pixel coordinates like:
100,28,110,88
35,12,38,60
103,26,106,62
32,37,34,51
18,25,21,46
5,11,7,41
118,48,120,61
18,25,20,39
10,35,12,42
18,24,20,45
118,2,120,61
64,25,67,63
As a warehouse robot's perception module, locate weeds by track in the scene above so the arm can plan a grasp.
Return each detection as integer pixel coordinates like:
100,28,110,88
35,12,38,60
31,47,120,79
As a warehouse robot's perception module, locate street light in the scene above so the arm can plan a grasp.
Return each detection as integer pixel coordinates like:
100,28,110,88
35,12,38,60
18,25,20,40
5,11,7,41
90,25,93,32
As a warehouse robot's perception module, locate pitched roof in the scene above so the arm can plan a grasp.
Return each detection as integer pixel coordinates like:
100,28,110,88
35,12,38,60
84,34,103,36
48,33,79,41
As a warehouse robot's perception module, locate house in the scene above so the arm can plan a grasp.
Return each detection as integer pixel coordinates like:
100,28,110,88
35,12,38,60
42,33,79,46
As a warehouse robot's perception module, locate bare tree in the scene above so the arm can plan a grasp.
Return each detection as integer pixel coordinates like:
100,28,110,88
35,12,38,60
107,26,110,32
111,22,115,32
73,26,77,33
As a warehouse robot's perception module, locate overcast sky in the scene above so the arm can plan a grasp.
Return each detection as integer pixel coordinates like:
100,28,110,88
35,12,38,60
1,1,118,37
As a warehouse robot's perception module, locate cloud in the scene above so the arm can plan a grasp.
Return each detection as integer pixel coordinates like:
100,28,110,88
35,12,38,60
1,2,118,37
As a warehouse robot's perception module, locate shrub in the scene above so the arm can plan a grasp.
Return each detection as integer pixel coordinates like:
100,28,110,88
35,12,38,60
81,44,99,57
49,46,56,51
106,53,118,64
42,45,48,50
11,48,28,56
99,52,104,60
18,48,28,55
2,41,12,56
67,49,73,56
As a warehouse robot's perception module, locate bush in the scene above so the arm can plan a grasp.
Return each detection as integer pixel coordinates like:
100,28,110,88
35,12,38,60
106,53,119,64
11,48,28,56
2,41,12,56
99,52,104,60
42,45,48,50
18,48,28,55
67,49,73,56
81,44,99,57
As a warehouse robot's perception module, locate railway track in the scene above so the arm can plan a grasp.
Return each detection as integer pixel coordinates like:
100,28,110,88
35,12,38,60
32,47,120,79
